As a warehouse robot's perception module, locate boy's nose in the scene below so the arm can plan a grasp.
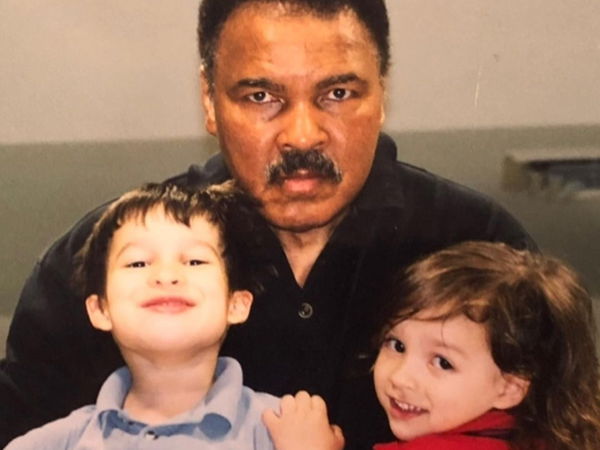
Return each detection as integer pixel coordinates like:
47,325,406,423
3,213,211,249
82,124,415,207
154,278,179,285
152,264,182,286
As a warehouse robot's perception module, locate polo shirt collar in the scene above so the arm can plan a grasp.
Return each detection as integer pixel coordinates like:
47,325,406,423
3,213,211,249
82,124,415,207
93,357,243,437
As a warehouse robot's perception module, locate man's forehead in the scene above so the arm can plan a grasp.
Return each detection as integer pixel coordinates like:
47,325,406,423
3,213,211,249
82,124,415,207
218,3,371,53
213,4,379,84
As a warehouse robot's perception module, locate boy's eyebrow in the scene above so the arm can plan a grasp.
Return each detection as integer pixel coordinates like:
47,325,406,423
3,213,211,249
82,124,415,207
187,239,221,257
112,239,220,260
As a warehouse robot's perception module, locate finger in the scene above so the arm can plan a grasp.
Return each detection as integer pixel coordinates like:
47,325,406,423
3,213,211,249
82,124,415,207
331,425,345,448
294,390,311,403
262,408,279,428
279,394,297,413
309,394,328,414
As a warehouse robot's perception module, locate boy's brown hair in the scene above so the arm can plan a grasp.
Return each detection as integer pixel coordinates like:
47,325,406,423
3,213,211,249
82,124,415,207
74,181,261,299
378,241,600,449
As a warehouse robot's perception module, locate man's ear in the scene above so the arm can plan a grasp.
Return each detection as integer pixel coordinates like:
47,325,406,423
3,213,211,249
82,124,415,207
227,290,253,325
492,373,531,410
85,294,113,332
200,68,217,136
379,77,387,125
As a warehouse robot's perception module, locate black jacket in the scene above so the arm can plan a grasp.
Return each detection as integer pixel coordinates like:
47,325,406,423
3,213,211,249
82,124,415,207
0,133,535,448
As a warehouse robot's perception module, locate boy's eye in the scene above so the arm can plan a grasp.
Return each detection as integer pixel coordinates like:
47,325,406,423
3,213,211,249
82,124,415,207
383,337,405,353
433,355,454,371
126,261,147,268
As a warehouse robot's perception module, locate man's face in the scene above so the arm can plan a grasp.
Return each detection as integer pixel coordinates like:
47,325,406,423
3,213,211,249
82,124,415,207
202,4,385,232
85,208,252,359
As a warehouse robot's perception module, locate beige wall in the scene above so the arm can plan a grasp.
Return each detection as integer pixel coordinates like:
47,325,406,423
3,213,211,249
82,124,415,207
1,0,600,144
0,0,203,143
386,0,600,130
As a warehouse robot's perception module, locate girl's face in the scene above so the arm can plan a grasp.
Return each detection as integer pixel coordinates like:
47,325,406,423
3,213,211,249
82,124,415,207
373,308,528,441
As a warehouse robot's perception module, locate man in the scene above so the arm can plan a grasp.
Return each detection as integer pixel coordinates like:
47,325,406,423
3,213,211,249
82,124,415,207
0,1,534,448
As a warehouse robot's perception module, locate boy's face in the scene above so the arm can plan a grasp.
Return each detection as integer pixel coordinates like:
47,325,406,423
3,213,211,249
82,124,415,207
86,208,252,359
373,309,528,441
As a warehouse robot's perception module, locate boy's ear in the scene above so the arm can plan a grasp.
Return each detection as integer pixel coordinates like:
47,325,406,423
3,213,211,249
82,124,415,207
85,294,113,332
200,69,217,136
492,373,531,410
227,290,253,325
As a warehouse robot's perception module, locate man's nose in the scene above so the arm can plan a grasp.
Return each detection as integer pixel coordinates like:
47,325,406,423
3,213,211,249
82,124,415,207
276,101,328,151
151,262,182,286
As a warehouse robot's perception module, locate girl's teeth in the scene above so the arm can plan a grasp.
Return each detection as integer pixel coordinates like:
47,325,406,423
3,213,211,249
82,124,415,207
393,400,423,413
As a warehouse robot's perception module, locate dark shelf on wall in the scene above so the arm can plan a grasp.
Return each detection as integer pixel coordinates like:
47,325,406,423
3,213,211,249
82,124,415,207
503,147,600,200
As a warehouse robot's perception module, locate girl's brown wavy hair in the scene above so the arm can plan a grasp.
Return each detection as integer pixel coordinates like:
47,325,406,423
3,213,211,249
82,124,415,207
377,241,600,449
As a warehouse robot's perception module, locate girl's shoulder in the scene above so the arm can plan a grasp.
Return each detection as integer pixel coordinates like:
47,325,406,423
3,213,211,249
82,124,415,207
374,434,511,450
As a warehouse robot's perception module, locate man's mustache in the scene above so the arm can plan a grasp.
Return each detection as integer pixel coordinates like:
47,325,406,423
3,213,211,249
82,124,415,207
267,149,342,185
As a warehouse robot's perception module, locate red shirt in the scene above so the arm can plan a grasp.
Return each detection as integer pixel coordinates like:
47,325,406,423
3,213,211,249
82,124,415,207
373,410,516,450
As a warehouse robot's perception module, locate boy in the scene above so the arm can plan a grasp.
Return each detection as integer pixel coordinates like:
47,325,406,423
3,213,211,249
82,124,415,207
7,182,278,449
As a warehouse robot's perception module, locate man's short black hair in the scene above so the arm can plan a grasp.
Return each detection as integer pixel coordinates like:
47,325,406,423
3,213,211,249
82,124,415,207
198,0,390,87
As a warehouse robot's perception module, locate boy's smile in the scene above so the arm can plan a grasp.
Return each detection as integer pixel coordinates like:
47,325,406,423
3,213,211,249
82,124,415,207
141,296,196,314
85,207,252,360
373,310,526,442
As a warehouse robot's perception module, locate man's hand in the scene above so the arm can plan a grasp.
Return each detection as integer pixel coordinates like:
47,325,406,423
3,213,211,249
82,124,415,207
263,391,345,450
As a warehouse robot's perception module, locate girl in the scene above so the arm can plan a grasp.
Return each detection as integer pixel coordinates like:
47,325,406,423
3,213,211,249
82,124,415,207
264,241,600,450
373,241,600,449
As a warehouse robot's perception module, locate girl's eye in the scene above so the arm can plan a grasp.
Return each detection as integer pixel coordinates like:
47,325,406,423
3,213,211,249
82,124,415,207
433,356,454,371
247,91,276,104
126,261,147,268
188,259,206,266
383,337,405,353
326,88,352,101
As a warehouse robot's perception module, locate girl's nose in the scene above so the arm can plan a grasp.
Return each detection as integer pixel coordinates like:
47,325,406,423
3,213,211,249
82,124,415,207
389,357,419,391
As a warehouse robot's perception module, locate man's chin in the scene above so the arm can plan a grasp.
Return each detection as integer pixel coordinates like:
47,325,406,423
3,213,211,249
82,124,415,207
262,203,348,234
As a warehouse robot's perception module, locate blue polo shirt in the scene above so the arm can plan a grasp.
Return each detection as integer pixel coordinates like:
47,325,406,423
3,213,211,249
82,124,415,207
6,357,279,449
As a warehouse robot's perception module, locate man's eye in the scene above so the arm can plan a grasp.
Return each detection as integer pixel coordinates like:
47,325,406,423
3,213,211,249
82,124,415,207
126,261,147,268
433,356,454,371
247,91,276,103
326,88,352,101
383,337,405,353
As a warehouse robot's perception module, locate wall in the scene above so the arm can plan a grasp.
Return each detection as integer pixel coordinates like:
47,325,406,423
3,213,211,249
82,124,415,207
1,1,600,143
0,0,203,143
386,0,600,130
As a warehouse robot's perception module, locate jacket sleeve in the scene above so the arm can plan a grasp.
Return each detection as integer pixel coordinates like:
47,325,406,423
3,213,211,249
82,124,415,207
402,165,538,253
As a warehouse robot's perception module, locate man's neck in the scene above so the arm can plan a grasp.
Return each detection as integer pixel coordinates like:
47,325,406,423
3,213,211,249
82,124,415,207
122,351,219,425
274,214,344,287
